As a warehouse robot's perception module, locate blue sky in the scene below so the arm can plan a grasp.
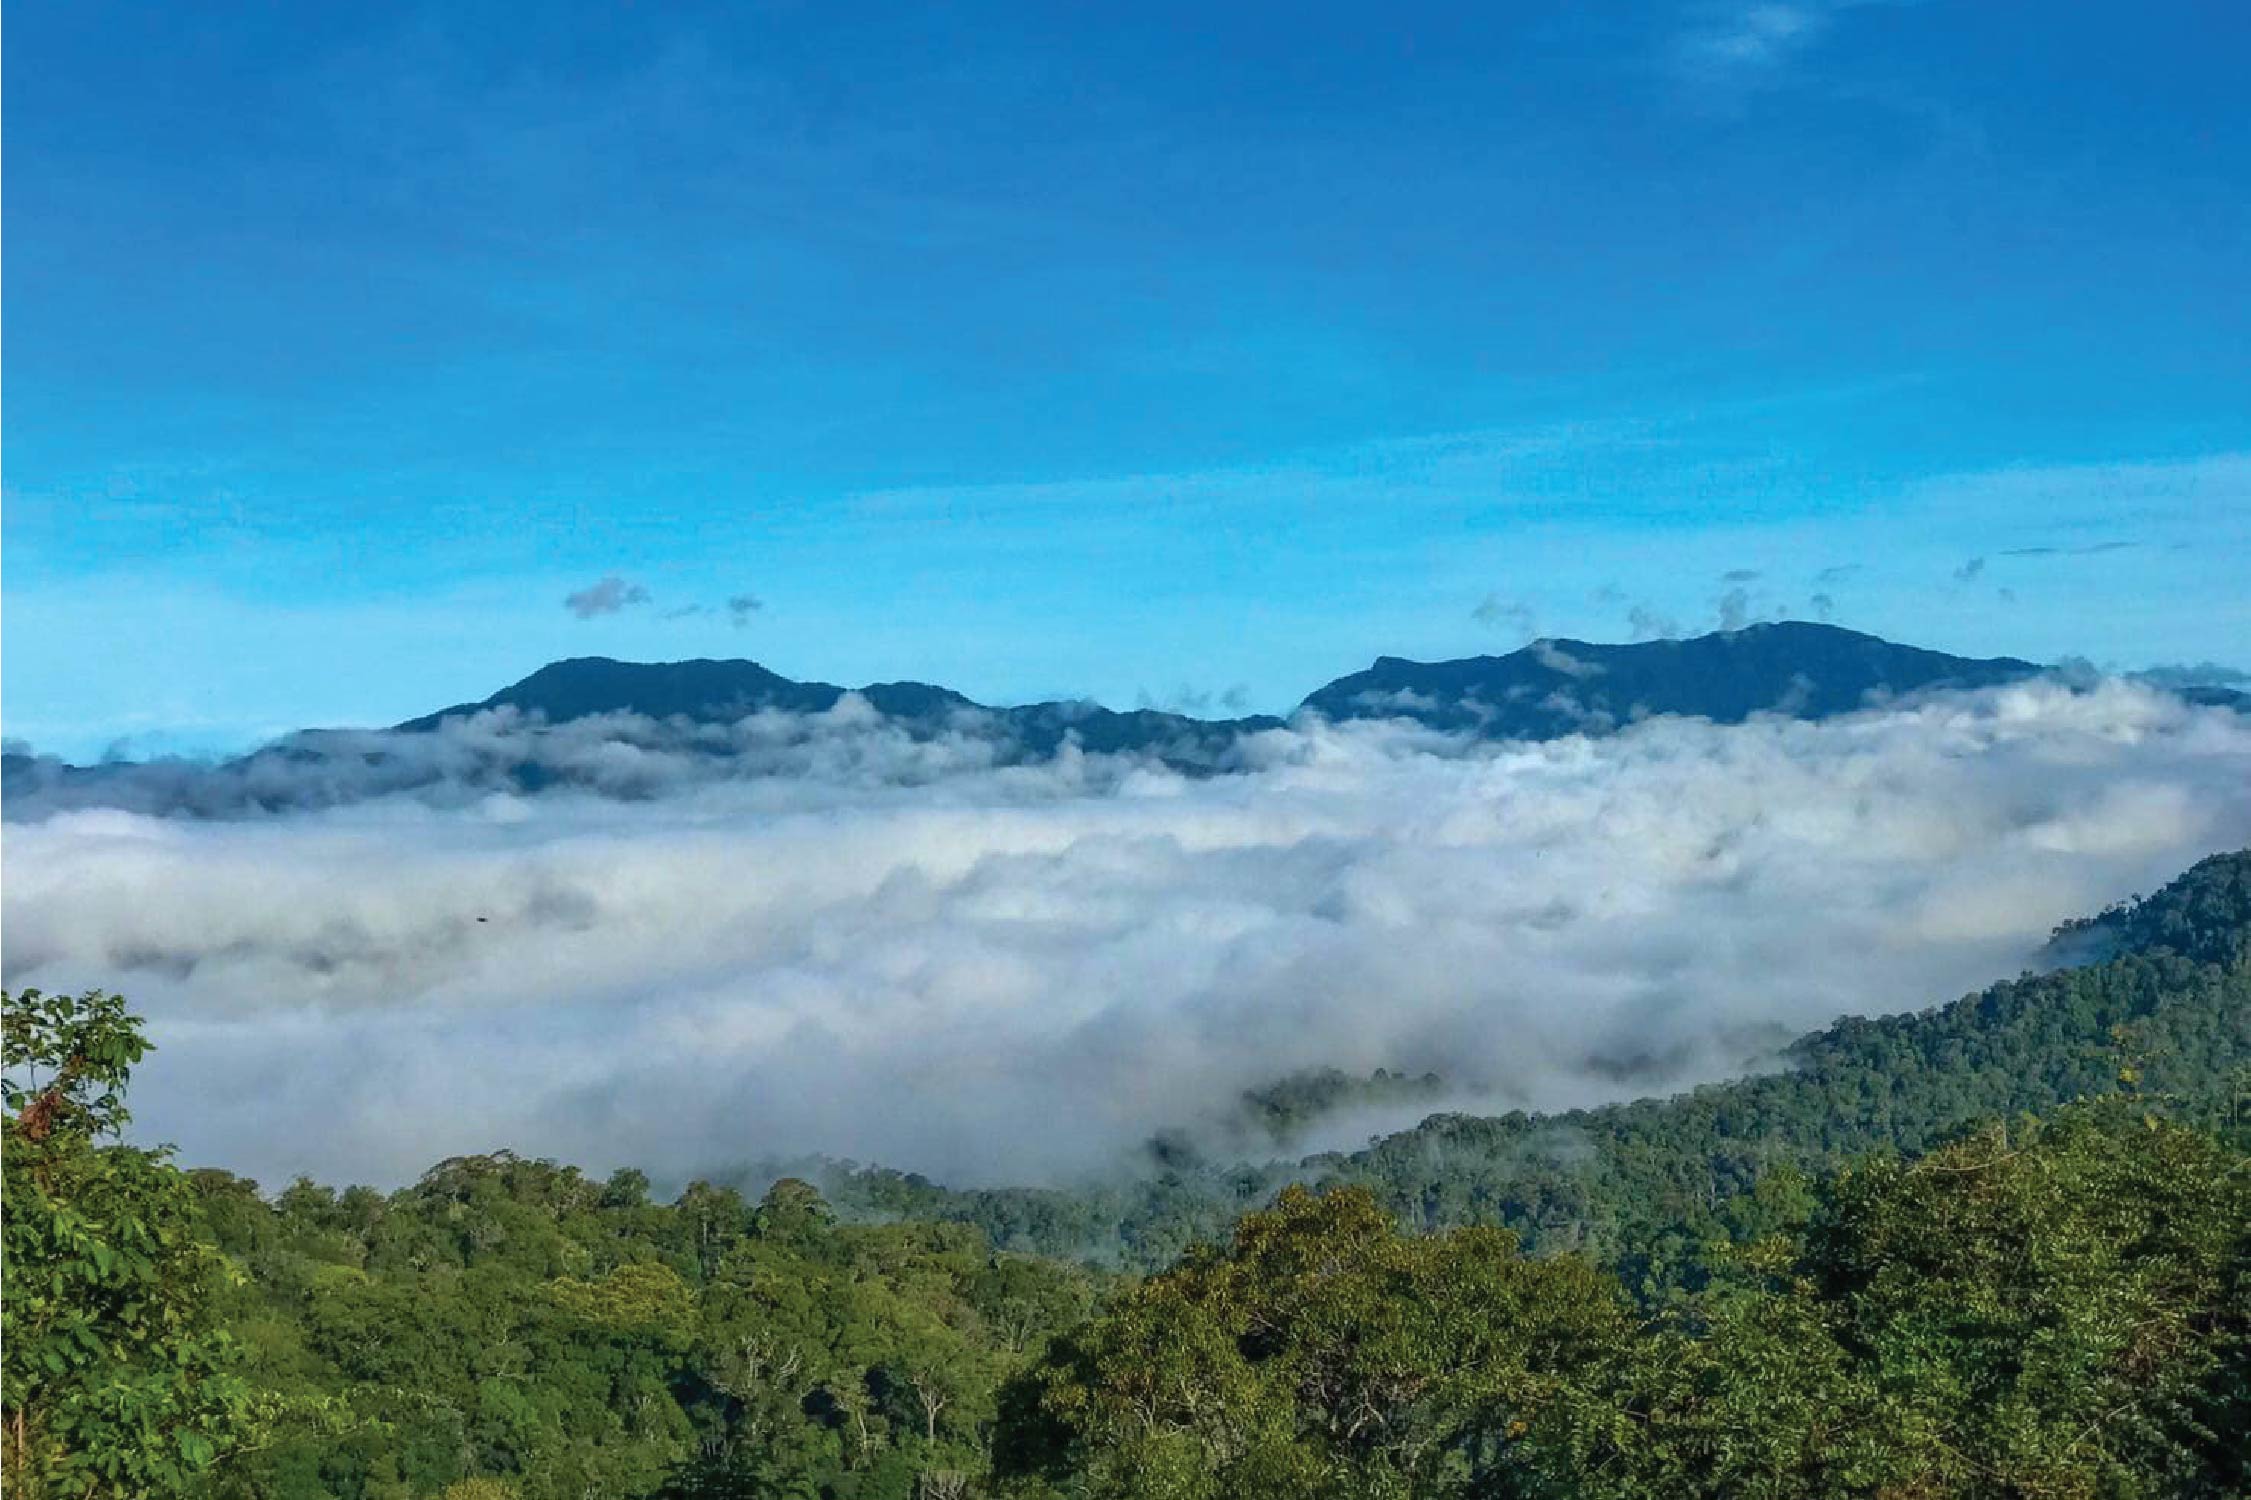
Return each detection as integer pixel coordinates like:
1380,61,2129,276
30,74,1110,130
6,0,2248,757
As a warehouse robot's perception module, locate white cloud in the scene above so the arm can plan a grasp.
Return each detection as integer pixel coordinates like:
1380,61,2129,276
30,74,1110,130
1669,0,1907,100
1530,640,1605,679
6,680,2249,1192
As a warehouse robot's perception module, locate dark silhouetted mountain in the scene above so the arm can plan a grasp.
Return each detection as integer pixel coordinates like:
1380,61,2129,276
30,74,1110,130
395,657,981,730
1297,621,2042,735
9,626,2242,821
397,655,1283,763
0,660,1285,818
2176,684,2251,714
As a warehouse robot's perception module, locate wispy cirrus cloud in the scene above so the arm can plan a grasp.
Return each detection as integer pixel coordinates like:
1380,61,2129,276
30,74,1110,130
1668,0,1903,100
1681,3,1826,73
1999,541,2140,558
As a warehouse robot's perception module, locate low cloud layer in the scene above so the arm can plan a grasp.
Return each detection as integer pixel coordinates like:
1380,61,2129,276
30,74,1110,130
0,697,1256,819
6,681,2249,1193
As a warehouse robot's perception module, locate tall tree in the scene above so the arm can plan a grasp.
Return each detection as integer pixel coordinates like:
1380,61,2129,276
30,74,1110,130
3,989,260,1498
998,1185,1627,1499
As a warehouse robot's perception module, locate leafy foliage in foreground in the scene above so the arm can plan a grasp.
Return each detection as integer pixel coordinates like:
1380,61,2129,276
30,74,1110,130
1002,1108,2251,1499
2,990,261,1498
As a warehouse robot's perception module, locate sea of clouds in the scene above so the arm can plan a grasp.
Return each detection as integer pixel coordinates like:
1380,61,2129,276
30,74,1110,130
6,677,2250,1192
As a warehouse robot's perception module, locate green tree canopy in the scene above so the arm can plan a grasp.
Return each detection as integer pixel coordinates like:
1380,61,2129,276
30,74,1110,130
3,988,259,1498
999,1185,1627,1499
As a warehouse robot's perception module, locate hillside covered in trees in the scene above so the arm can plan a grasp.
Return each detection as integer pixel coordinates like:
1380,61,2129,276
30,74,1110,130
822,849,2251,1277
5,850,2249,1499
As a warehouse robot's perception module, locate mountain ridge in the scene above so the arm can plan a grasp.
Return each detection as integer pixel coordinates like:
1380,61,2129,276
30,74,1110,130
395,622,2043,737
1300,620,2042,736
7,623,2241,819
394,653,1284,760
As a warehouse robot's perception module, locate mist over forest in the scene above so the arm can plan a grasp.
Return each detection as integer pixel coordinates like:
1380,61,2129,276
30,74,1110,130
8,671,2247,1190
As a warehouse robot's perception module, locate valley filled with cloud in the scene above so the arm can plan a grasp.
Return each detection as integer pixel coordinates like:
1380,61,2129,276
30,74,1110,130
7,678,2248,1191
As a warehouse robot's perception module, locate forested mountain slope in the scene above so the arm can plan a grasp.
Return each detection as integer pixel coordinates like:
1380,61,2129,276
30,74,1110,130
830,849,2251,1273
995,1105,2251,1500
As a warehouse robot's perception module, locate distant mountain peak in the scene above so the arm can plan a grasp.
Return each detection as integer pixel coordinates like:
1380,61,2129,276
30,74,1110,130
395,655,843,731
16,623,2237,822
410,624,2053,745
1300,622,2041,736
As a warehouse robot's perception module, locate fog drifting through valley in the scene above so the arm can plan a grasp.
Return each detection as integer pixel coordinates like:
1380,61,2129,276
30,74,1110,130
6,677,2250,1191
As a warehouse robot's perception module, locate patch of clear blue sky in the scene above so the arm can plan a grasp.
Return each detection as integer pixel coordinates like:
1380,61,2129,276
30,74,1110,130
5,0,2248,756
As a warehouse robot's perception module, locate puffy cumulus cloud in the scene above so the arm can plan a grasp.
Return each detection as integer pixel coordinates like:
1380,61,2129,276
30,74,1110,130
564,575,652,618
6,681,2250,1194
